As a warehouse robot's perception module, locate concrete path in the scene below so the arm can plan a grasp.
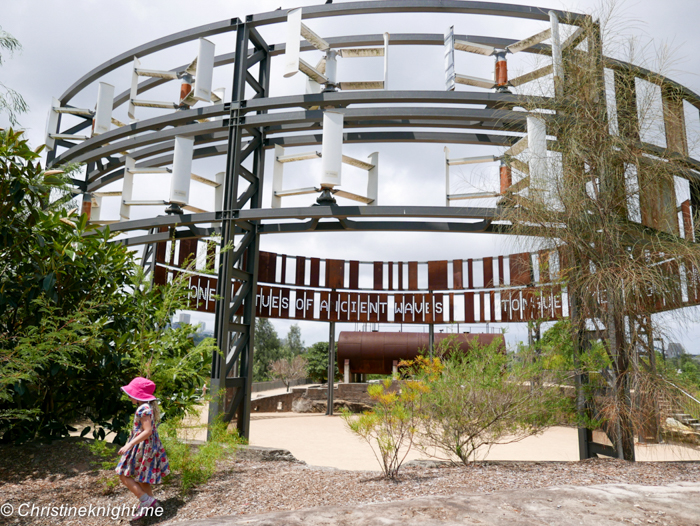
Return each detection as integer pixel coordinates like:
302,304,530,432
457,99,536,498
248,412,700,471
172,481,700,525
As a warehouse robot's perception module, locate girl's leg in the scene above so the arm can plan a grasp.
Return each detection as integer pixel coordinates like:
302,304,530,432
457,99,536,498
119,475,145,498
137,482,154,498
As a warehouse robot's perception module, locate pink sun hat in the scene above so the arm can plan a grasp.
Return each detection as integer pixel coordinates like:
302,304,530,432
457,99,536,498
121,377,157,401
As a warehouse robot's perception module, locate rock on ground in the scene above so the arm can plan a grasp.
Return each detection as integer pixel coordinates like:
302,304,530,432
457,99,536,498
173,482,700,526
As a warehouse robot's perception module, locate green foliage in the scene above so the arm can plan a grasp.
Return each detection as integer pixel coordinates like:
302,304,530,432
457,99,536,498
85,439,121,494
304,341,339,383
342,377,426,479
283,324,305,355
0,129,214,444
253,318,289,381
159,416,244,495
411,338,571,465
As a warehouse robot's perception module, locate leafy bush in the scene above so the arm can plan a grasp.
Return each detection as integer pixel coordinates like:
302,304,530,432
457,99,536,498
409,338,570,465
342,378,426,479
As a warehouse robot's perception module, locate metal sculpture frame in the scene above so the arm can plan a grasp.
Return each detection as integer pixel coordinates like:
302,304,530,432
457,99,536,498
46,1,700,457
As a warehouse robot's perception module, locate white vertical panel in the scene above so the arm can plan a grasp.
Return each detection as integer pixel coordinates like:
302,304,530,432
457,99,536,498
93,82,114,136
169,136,194,205
272,144,285,208
444,146,451,206
367,152,379,205
320,110,344,188
444,26,456,92
383,32,390,91
549,11,563,97
91,195,102,221
527,115,548,191
121,156,135,221
325,50,338,85
128,57,140,121
215,171,225,211
45,97,60,150
194,38,215,101
284,8,302,78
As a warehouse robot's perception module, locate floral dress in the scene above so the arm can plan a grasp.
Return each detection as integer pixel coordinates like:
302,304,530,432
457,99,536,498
115,403,170,484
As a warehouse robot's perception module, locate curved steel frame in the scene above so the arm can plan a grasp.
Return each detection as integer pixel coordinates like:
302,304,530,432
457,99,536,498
48,1,700,443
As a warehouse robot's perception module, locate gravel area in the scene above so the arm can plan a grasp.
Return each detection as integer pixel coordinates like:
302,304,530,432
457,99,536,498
1,438,699,525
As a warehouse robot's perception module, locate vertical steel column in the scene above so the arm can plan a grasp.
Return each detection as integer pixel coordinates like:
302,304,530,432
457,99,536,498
209,20,270,439
327,321,336,415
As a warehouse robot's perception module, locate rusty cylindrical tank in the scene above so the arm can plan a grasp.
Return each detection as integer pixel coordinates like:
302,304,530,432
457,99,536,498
337,332,505,375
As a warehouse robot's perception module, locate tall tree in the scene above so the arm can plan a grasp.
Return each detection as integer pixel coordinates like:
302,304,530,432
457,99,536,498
284,324,305,355
253,318,287,381
501,13,700,459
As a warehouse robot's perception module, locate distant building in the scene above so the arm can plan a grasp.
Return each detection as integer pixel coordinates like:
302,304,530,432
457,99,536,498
179,313,191,325
667,342,685,359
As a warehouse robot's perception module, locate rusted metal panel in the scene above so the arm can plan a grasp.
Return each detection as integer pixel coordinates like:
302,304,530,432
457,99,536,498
510,253,532,286
498,256,504,286
489,291,495,321
374,261,384,290
682,200,694,241
338,332,505,375
614,70,640,141
662,85,689,156
257,251,277,284
388,262,394,290
178,238,198,267
483,257,494,288
428,260,448,290
349,260,359,290
318,291,334,321
309,258,320,287
453,259,463,289
408,262,418,290
326,259,345,289
639,172,679,236
257,285,291,318
479,291,485,321
449,292,455,322
398,262,404,290
295,256,306,286
432,293,444,323
280,254,287,284
467,259,474,289
465,291,475,322
294,289,315,319
186,273,217,313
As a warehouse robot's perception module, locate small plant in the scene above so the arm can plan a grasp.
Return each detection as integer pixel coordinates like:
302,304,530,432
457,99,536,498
342,378,427,479
159,415,244,495
85,440,121,494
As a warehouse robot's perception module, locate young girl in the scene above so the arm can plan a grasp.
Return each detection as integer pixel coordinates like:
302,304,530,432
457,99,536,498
116,377,170,521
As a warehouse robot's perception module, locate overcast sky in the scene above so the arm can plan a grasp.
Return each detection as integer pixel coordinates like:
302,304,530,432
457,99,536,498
3,0,700,353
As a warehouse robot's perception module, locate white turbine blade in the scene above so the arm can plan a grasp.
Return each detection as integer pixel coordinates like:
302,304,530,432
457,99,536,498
191,173,220,187
383,33,390,91
45,97,60,150
505,28,552,54
93,82,114,136
338,47,385,58
333,189,374,204
338,81,384,90
300,22,330,51
54,107,93,116
455,74,496,90
321,110,344,188
210,87,225,103
299,58,328,84
185,56,198,76
128,57,140,121
509,158,530,175
170,136,194,205
342,155,375,171
509,64,553,87
315,57,327,75
284,8,302,78
549,11,564,97
445,26,456,91
193,38,215,101
134,68,179,80
527,115,548,192
454,40,496,56
504,136,528,157
447,154,498,166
